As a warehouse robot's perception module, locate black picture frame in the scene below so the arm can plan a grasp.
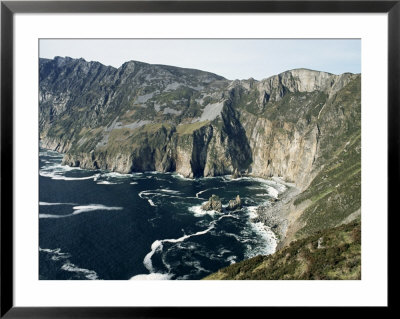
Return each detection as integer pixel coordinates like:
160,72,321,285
1,0,395,317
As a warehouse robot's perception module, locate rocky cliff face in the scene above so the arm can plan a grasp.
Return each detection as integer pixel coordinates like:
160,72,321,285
40,57,360,192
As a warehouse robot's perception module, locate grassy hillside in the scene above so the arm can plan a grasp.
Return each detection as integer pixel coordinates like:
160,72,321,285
203,220,361,280
293,133,361,238
292,77,361,238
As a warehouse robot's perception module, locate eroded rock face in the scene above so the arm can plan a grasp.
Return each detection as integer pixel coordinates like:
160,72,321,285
39,57,360,191
201,195,223,212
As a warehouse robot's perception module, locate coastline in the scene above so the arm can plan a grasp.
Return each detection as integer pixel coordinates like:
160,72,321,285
250,182,300,250
40,147,289,279
40,145,296,256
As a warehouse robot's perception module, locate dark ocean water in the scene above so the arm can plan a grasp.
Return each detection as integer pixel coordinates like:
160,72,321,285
39,148,286,280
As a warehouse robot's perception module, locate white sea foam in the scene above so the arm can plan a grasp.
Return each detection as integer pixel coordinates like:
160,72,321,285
39,160,103,182
41,163,81,172
184,260,208,273
171,173,192,181
137,214,235,279
263,179,287,193
188,205,218,217
39,204,123,219
72,204,123,215
139,189,185,207
40,170,100,181
130,182,138,185
246,186,265,190
158,189,181,195
247,206,258,219
218,248,232,256
138,190,158,198
39,213,69,219
61,262,99,280
138,190,158,207
267,186,279,199
226,176,287,198
39,246,98,279
130,273,172,280
101,172,133,179
218,248,231,257
161,250,173,272
244,222,277,258
227,255,237,264
195,189,209,198
138,191,147,199
195,187,222,199
143,240,163,273
223,231,241,242
39,247,71,260
39,201,76,206
255,193,269,197
220,206,277,259
97,181,118,185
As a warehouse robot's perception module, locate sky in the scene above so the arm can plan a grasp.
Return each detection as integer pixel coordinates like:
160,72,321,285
39,39,361,80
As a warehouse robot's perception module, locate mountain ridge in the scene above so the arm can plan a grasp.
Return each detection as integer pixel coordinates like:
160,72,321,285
41,55,358,81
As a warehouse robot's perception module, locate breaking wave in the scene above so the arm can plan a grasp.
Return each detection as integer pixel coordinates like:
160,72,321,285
188,204,219,217
39,201,76,206
40,169,100,181
39,247,71,260
97,181,118,185
195,187,222,199
39,204,123,219
134,214,235,279
130,273,172,280
61,262,99,280
39,247,99,280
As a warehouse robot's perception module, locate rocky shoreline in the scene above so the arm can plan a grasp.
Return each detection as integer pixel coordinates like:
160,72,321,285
198,175,301,253
250,184,300,247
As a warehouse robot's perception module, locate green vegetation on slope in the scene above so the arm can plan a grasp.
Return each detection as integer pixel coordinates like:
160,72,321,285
294,134,361,237
263,91,328,122
203,220,361,280
293,77,361,237
176,121,210,135
98,123,173,154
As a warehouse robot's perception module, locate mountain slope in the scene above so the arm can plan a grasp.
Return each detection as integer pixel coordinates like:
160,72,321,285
203,219,361,280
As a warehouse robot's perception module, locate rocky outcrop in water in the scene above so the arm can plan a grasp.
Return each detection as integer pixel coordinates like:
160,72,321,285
201,195,223,212
226,195,242,211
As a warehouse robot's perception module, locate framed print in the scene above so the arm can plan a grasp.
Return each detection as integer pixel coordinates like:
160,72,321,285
1,0,395,317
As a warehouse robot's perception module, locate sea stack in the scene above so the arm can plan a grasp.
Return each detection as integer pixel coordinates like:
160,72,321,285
201,194,223,212
227,195,242,211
